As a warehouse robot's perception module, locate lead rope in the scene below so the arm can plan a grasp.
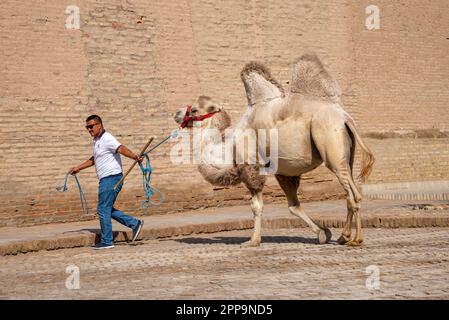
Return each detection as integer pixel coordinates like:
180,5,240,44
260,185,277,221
137,129,179,212
138,153,164,211
56,173,89,215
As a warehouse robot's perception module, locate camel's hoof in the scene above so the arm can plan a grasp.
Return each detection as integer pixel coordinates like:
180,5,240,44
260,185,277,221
317,228,332,244
337,234,351,245
347,239,363,247
240,239,261,248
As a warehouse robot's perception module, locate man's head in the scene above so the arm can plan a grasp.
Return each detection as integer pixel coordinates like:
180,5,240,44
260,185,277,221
85,115,104,138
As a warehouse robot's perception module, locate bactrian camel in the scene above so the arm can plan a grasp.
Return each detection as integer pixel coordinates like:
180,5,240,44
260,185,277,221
174,53,374,247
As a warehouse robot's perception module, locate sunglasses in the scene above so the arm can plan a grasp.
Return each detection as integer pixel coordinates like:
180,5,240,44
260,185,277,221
85,123,100,130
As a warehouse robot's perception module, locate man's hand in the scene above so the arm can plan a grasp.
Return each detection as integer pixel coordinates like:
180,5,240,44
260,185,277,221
117,145,143,162
69,157,94,175
69,167,80,175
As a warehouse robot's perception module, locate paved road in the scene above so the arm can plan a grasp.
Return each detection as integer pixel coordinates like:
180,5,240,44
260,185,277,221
1,227,449,299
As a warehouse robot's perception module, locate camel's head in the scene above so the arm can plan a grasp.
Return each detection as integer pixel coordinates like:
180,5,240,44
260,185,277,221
174,96,230,131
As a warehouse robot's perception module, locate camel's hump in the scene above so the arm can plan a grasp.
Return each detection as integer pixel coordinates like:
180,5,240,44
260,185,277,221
290,54,341,103
241,61,285,97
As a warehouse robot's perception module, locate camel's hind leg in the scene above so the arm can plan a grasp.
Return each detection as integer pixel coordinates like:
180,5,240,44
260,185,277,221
318,146,363,245
275,175,332,244
311,118,364,246
337,199,354,244
322,136,362,245
331,163,363,246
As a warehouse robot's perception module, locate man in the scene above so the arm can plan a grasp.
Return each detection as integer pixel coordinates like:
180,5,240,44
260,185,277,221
70,115,144,249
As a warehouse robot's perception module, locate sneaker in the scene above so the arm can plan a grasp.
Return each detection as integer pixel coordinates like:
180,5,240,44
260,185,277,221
131,220,144,242
92,243,115,250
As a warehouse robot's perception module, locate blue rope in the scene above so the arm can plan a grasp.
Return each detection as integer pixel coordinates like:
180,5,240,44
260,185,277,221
136,129,179,211
138,154,164,211
56,173,89,215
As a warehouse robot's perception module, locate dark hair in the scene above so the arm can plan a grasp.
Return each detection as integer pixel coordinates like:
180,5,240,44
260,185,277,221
86,115,102,124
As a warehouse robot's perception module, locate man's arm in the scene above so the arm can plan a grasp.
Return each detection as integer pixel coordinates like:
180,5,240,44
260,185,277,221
117,145,143,162
69,156,94,175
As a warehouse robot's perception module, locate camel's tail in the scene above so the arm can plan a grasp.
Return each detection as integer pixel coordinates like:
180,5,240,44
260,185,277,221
290,53,341,103
345,117,375,182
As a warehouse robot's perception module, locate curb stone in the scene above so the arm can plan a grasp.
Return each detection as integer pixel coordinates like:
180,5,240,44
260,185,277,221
2,214,448,255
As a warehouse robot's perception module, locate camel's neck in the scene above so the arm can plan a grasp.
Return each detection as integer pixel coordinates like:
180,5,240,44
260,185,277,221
243,73,283,106
194,110,235,167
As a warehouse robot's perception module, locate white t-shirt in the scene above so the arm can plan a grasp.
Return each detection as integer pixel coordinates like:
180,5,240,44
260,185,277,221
92,131,123,180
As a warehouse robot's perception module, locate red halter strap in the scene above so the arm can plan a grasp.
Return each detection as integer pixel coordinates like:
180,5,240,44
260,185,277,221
180,105,221,128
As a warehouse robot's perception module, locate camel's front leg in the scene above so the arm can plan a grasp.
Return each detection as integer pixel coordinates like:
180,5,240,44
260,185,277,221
241,191,263,247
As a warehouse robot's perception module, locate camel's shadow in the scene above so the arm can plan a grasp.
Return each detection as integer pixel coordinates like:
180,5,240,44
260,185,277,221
174,236,338,245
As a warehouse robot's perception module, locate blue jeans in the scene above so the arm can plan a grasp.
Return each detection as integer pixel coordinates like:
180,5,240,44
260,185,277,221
97,173,139,245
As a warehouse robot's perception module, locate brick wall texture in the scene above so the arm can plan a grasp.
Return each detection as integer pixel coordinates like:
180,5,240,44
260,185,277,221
1,0,448,226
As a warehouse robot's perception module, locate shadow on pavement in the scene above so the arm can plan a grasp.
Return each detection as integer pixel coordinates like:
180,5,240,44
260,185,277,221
62,229,130,243
173,235,330,245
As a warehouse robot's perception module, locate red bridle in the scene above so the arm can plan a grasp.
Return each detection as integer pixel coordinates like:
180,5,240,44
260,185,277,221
180,105,221,128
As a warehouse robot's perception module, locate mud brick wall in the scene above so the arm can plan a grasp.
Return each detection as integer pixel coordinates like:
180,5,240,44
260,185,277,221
1,0,448,226
365,136,449,183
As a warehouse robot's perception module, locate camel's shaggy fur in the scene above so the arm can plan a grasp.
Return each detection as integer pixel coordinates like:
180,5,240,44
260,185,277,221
197,164,242,186
290,53,341,103
210,110,232,133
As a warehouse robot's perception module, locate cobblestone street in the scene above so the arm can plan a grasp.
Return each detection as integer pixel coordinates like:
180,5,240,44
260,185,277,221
1,227,449,300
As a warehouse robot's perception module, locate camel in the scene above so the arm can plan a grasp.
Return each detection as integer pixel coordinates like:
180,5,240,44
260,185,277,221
174,53,374,247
